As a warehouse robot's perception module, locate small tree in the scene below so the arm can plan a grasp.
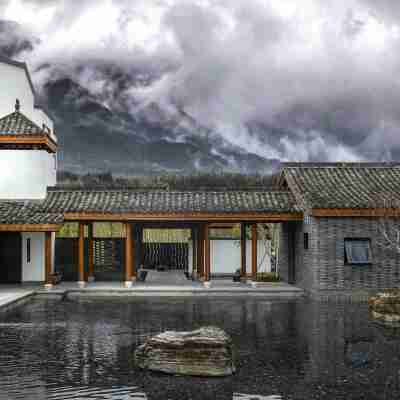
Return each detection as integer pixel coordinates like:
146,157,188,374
377,197,400,254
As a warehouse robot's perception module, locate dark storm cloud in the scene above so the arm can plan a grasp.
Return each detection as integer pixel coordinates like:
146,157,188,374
1,0,400,161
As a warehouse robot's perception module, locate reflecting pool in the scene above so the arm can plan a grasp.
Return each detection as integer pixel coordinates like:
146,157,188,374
0,297,399,399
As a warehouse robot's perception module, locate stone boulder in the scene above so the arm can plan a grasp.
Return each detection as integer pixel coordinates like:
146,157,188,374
369,290,400,326
134,326,236,376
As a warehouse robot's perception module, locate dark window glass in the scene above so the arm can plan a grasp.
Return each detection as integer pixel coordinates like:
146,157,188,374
304,232,309,250
27,238,31,263
344,239,372,264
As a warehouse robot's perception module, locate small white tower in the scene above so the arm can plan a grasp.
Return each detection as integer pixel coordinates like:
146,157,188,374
0,56,57,200
0,56,59,286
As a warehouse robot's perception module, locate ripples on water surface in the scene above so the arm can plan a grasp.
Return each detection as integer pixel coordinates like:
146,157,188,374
0,297,399,399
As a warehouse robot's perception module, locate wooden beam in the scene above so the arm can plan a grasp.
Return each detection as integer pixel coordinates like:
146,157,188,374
44,231,52,287
87,223,94,281
251,223,257,280
125,223,133,286
64,211,303,222
78,222,85,286
208,222,237,229
311,208,400,217
240,222,246,278
0,134,57,153
0,224,61,232
204,223,210,282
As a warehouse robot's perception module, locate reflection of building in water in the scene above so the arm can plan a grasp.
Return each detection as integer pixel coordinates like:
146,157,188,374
5,297,400,399
45,384,148,399
234,394,283,400
294,301,400,399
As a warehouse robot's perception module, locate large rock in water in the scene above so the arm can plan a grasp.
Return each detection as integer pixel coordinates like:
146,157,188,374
369,290,400,326
134,326,236,376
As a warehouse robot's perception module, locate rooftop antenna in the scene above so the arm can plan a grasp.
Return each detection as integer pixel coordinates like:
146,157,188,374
15,99,20,113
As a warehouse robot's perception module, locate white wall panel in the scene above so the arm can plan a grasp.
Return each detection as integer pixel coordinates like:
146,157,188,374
188,240,193,274
0,62,55,136
21,232,45,282
0,150,56,199
210,239,271,275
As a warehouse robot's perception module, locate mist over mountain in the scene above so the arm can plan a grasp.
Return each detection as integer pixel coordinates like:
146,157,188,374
42,76,279,175
0,19,279,175
1,0,399,174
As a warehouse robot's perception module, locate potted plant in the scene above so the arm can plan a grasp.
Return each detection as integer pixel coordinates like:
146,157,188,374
233,268,241,282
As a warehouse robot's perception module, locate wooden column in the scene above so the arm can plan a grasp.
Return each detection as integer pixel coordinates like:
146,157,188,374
78,222,85,286
125,222,133,287
44,231,52,287
191,227,197,278
240,222,247,278
87,223,94,282
198,225,204,279
251,223,258,280
204,223,210,282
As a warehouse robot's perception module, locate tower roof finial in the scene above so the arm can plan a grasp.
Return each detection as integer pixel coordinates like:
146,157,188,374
15,99,20,113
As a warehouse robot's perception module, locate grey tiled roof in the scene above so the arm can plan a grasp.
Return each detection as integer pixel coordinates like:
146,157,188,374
0,201,63,225
284,165,400,209
42,189,299,214
0,111,44,136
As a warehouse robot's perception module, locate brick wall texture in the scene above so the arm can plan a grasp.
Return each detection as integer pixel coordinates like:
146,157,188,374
278,217,400,297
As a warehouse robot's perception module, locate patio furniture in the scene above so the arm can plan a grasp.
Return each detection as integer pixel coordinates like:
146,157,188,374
232,269,241,282
137,270,148,282
50,272,62,285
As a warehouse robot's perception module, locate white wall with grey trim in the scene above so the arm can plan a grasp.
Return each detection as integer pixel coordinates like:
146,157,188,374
21,232,55,282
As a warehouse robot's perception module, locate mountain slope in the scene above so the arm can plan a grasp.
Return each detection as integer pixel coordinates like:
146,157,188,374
42,77,278,175
0,20,279,175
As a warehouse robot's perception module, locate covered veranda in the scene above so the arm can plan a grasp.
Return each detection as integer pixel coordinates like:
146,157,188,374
0,189,302,288
53,208,302,288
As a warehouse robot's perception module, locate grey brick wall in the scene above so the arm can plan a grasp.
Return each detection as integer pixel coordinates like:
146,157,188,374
278,217,400,296
278,222,289,282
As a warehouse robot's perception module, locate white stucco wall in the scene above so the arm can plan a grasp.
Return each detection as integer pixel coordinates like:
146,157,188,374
0,62,55,135
0,150,56,199
0,60,57,200
188,240,193,274
21,232,44,282
21,232,55,282
210,239,271,275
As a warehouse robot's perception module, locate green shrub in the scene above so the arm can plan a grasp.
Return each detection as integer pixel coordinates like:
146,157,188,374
256,272,280,282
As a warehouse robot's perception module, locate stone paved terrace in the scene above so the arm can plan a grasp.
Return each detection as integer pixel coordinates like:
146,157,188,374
0,281,304,310
0,285,36,313
36,280,305,298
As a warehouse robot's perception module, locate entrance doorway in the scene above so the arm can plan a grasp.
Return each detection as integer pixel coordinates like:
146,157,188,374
0,233,22,283
141,228,191,279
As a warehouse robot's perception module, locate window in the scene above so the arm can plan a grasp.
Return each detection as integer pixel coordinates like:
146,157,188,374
27,238,31,263
304,233,309,250
344,239,372,264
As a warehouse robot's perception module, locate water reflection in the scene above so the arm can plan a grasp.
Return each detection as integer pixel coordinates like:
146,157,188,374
46,384,147,399
233,394,282,400
0,298,400,399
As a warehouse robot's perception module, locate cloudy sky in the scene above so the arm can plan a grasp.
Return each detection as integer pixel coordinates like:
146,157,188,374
1,0,400,162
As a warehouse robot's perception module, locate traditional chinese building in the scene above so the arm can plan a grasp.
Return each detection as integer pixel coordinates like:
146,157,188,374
1,56,400,298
